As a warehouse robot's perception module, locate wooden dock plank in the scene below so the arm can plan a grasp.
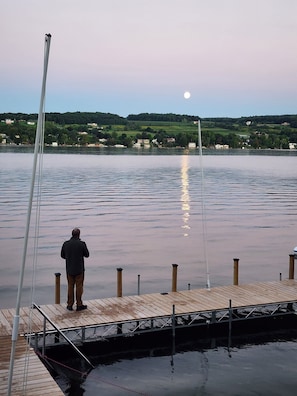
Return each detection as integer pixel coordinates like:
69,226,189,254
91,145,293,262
148,292,199,315
257,281,297,300
103,296,143,321
93,296,139,322
0,335,63,395
129,295,169,319
0,309,11,336
129,294,169,317
87,300,113,323
173,291,214,312
84,298,124,324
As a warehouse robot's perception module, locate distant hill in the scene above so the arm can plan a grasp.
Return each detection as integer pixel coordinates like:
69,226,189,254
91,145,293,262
0,112,125,125
1,112,297,126
127,113,198,122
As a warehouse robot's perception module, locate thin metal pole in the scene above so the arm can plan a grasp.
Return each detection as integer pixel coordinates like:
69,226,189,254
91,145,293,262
42,316,46,357
172,304,176,339
33,303,94,368
198,120,210,290
7,33,51,396
228,299,232,356
228,299,232,335
233,258,239,285
171,304,176,367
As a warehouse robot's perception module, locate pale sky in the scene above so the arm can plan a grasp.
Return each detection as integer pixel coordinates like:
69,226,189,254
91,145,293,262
1,0,297,118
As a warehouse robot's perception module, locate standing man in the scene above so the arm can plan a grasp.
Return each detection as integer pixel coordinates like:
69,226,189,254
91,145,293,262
61,228,89,311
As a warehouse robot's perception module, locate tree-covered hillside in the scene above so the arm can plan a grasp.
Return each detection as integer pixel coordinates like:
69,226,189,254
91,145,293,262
1,112,297,149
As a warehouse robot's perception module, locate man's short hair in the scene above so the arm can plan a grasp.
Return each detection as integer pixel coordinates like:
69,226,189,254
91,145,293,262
72,228,80,237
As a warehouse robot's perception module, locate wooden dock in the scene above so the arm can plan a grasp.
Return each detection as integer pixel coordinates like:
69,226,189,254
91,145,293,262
0,279,297,336
1,280,297,336
1,279,297,394
0,335,63,395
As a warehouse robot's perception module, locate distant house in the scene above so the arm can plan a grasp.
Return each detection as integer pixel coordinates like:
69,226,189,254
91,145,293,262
0,133,7,144
167,137,175,143
289,143,297,149
215,144,229,149
188,142,196,149
133,139,150,148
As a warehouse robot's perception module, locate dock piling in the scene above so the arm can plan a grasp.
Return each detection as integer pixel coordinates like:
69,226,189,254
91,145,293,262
233,258,239,285
172,264,178,292
289,254,295,279
54,273,61,304
117,268,123,297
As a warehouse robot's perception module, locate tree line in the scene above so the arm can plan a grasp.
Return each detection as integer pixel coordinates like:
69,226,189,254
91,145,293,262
0,112,125,125
1,112,297,149
1,111,297,126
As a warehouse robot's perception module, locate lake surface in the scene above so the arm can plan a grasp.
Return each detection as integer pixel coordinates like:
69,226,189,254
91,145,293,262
1,147,297,395
1,147,297,309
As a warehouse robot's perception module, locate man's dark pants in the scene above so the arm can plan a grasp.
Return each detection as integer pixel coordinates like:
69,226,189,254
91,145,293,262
67,272,84,307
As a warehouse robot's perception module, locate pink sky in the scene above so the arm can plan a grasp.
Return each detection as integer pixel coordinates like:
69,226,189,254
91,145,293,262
1,0,297,118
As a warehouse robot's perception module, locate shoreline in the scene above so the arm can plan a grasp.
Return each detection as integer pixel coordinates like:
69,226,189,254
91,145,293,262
1,144,297,155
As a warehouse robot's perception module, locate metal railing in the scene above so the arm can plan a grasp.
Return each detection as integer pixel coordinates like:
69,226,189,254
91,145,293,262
32,303,94,368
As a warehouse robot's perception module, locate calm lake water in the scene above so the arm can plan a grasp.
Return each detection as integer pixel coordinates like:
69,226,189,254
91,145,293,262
1,146,297,395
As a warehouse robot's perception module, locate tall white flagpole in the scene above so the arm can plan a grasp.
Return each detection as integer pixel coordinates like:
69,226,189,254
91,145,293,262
7,33,51,396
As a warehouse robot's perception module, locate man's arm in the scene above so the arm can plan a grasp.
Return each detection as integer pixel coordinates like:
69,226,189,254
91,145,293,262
83,242,89,258
61,243,66,259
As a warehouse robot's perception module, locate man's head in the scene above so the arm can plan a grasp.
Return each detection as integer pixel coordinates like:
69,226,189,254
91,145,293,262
72,228,80,238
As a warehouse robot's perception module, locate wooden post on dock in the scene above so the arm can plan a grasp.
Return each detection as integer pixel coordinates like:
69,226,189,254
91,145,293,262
172,264,178,292
117,268,123,297
233,258,239,285
54,272,61,304
289,254,295,279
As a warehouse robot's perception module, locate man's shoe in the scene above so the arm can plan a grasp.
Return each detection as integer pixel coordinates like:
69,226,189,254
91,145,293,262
67,305,73,311
77,305,87,311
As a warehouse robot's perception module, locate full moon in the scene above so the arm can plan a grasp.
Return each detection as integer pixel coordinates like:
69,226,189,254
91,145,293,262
184,91,191,99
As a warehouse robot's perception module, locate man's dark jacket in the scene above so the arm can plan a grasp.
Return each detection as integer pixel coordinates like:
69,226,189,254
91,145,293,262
61,237,89,276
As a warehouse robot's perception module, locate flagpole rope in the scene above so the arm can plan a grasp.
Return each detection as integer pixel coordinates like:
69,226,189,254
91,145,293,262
198,120,210,290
